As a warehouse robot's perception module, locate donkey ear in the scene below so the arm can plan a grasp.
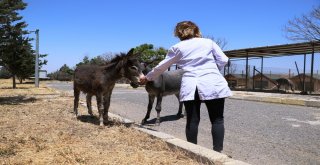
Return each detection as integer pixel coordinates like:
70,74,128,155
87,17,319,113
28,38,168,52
127,48,135,57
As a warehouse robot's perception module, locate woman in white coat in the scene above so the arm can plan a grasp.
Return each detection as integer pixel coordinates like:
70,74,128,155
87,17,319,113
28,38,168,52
139,21,232,152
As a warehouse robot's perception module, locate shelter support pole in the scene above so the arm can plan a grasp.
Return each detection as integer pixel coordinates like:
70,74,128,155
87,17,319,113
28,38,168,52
310,44,315,94
295,61,304,93
253,66,255,90
260,57,264,90
245,51,249,91
289,69,291,78
227,60,230,75
303,54,306,93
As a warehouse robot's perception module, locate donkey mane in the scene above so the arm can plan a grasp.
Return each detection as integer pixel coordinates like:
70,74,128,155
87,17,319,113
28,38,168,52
104,53,128,70
109,53,127,63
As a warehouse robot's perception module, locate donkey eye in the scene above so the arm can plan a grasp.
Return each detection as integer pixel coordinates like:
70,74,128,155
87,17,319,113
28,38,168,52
130,66,138,71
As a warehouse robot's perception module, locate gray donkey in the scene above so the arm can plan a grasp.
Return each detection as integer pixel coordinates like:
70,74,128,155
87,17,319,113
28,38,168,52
140,63,184,125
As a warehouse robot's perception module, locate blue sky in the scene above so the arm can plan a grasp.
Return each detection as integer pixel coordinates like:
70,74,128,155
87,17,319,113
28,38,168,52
22,0,319,73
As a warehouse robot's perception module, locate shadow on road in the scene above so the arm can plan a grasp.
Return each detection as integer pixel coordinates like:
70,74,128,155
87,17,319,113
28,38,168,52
77,115,100,125
77,115,132,127
143,114,184,125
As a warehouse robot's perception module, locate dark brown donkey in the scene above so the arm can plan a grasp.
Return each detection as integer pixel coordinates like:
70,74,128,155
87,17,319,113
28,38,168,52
73,49,143,126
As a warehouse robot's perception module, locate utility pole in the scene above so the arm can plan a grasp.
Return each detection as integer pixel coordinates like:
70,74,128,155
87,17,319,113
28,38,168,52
29,29,40,87
33,29,40,87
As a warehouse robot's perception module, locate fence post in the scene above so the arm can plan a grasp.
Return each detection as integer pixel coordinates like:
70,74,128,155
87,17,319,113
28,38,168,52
310,43,315,94
245,51,249,91
260,57,263,90
253,66,255,91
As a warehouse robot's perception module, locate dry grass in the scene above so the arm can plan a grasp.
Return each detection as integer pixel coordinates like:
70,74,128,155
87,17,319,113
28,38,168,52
0,79,57,96
0,79,203,165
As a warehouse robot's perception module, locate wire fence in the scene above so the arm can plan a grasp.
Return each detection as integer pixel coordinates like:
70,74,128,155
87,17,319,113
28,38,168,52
169,60,320,93
223,63,316,77
223,63,320,94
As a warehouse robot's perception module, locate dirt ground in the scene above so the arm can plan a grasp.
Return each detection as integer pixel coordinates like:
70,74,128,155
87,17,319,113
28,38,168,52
0,79,203,165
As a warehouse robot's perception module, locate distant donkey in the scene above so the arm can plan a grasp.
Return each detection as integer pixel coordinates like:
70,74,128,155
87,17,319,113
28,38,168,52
140,62,184,125
276,78,295,92
73,49,143,126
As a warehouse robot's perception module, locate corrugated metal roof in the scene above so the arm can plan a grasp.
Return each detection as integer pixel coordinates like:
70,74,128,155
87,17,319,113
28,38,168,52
224,41,320,58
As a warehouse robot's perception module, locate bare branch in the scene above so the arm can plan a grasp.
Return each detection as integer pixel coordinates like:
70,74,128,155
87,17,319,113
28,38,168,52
204,35,228,50
284,6,320,41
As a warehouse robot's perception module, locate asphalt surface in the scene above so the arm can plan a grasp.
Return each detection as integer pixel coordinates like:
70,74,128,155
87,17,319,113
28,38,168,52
47,82,320,165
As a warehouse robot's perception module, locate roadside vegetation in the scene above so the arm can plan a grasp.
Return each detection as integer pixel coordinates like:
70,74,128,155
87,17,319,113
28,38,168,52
0,79,205,164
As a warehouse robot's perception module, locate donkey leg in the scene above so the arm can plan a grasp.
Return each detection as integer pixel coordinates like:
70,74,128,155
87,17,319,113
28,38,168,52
141,94,155,125
103,92,112,125
86,94,93,116
291,85,295,92
155,94,163,126
74,88,80,117
96,93,104,127
175,94,184,118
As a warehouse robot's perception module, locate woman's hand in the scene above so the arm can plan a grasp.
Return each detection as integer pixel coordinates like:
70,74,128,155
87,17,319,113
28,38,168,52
139,75,148,85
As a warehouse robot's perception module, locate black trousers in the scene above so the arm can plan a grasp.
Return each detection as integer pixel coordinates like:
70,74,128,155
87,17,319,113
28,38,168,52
183,89,225,152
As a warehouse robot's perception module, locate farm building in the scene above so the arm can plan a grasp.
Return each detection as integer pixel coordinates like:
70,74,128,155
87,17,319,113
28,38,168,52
251,73,286,90
224,41,320,94
291,74,320,93
224,73,246,89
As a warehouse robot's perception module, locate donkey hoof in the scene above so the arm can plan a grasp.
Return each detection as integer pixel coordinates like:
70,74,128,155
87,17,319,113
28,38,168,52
103,120,109,125
155,120,160,126
176,113,184,118
141,119,147,125
99,121,105,127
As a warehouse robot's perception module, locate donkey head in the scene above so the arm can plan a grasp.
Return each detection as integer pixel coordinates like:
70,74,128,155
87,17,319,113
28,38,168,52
140,56,162,75
115,48,144,88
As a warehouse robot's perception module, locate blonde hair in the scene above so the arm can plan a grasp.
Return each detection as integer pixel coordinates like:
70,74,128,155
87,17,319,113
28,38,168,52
174,21,202,41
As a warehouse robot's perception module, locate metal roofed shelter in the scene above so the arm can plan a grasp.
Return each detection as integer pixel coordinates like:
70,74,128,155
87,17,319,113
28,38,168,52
224,41,320,94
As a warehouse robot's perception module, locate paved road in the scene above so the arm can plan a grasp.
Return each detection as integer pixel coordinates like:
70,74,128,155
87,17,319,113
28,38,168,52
47,82,320,165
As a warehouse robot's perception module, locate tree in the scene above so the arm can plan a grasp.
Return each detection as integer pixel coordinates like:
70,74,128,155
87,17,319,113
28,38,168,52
15,37,35,83
204,35,228,50
75,56,90,67
0,0,46,88
90,56,105,65
59,64,73,75
284,6,320,42
0,66,11,78
48,64,73,81
75,55,106,67
134,44,167,67
14,38,47,83
100,52,116,62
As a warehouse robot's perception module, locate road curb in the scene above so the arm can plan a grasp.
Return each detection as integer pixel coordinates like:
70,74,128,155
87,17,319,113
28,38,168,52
230,95,320,108
305,100,320,107
135,127,250,165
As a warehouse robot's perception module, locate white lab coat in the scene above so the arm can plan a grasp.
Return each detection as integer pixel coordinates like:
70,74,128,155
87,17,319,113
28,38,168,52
146,38,232,101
